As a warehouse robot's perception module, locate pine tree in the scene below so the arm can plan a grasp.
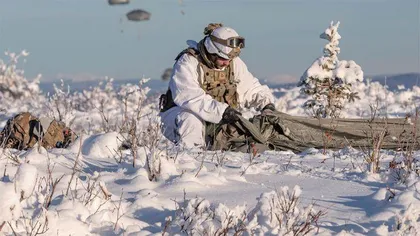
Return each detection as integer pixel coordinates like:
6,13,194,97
298,21,364,118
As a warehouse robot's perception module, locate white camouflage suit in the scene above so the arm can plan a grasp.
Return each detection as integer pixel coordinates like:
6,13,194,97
159,27,274,148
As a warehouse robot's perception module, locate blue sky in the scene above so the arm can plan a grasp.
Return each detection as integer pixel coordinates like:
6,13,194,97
0,0,419,83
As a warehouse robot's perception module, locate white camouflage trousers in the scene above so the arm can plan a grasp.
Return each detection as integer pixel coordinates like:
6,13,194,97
159,107,206,148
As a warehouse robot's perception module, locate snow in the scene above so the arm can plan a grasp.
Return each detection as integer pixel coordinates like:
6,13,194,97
14,163,38,200
2,132,420,235
1,26,420,235
0,182,22,223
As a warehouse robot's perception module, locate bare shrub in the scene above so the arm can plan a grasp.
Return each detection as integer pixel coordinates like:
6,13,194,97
143,113,163,181
3,158,59,235
118,78,150,133
391,204,420,234
248,185,326,235
46,80,76,127
78,77,119,133
388,110,420,184
66,136,83,196
166,186,326,235
240,151,259,176
360,103,389,173
166,193,248,235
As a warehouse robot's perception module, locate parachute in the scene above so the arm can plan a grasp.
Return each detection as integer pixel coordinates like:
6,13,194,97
108,0,129,5
126,9,151,22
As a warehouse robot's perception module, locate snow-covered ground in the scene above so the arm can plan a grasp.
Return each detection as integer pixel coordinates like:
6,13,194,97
1,75,420,235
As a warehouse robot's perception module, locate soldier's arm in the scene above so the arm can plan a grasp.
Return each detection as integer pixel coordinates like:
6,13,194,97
169,54,229,123
234,57,274,111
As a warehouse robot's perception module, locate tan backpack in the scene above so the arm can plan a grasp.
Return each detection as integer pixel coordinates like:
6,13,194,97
0,112,77,150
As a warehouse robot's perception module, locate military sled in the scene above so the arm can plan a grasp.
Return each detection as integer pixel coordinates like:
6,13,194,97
209,111,420,153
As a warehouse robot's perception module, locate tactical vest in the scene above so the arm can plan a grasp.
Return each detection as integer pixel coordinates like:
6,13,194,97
160,48,239,112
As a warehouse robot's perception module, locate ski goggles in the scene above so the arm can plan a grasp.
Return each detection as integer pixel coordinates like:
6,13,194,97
209,35,245,49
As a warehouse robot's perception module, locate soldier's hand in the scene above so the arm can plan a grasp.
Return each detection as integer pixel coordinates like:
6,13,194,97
261,103,276,115
222,106,242,123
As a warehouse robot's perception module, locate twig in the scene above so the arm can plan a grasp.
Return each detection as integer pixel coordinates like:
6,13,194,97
99,181,112,200
66,134,83,196
113,191,125,231
7,221,18,236
0,221,5,232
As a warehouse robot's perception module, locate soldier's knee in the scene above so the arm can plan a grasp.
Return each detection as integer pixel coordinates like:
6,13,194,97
176,111,204,130
176,111,205,148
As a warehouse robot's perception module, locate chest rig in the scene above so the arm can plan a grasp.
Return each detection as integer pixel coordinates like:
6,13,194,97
159,47,239,113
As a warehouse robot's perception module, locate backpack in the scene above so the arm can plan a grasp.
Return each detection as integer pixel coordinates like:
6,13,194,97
0,112,77,150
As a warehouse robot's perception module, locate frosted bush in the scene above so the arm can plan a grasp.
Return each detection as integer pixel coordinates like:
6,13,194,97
167,186,325,235
72,77,118,112
0,50,45,116
248,185,325,235
69,77,152,134
117,78,151,129
167,196,248,235
0,165,117,235
0,51,41,100
392,204,420,234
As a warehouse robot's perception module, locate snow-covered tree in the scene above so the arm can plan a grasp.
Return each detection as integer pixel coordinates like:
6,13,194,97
298,21,364,118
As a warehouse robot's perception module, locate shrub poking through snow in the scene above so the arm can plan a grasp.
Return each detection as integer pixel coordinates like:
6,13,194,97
387,179,420,235
248,185,326,235
0,159,118,235
73,77,117,113
298,21,364,118
117,78,150,133
46,80,77,127
166,186,325,235
392,204,420,235
143,113,163,180
166,195,248,235
73,77,120,132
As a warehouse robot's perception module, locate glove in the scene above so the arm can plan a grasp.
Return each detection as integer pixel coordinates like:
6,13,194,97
261,103,276,115
222,106,242,123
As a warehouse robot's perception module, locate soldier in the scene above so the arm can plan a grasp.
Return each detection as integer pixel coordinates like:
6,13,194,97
159,23,275,149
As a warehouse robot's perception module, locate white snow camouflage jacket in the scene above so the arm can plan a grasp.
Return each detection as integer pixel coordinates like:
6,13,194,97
168,43,274,124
